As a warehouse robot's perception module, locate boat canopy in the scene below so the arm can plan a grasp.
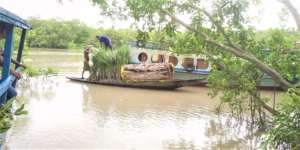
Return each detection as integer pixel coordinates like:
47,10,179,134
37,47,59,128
0,6,31,29
0,7,31,105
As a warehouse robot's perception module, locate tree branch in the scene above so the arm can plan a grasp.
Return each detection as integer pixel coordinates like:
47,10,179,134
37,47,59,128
188,4,236,48
262,101,279,116
279,0,300,31
159,8,293,90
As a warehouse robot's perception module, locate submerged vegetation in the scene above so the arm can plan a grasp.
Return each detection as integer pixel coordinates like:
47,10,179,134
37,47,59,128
23,66,57,77
89,45,130,81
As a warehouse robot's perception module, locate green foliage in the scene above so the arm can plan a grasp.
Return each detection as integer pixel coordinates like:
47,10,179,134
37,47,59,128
0,100,27,135
26,18,93,49
25,18,137,49
136,30,150,43
259,29,300,83
23,66,57,77
167,32,208,55
206,39,268,123
89,45,130,80
264,89,300,149
0,100,13,134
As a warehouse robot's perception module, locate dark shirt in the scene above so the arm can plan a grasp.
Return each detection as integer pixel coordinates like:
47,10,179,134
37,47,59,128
96,35,112,49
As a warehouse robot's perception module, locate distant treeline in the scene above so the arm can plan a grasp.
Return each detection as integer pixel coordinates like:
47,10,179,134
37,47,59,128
12,17,300,51
24,18,137,49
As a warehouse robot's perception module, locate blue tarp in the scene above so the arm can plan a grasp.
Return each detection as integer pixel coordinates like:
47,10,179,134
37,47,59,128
0,7,31,29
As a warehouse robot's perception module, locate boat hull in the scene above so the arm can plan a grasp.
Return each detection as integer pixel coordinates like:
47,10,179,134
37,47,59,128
66,77,205,90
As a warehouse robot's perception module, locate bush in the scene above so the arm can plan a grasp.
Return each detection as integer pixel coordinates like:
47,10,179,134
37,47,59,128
264,88,300,149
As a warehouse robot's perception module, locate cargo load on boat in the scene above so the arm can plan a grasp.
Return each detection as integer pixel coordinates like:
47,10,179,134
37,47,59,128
121,63,174,81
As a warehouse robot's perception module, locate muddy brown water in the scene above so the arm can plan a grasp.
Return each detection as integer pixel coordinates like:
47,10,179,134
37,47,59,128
5,48,280,149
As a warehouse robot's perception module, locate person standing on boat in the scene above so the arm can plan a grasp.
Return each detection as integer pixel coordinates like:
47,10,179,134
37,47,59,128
96,35,113,49
82,45,93,79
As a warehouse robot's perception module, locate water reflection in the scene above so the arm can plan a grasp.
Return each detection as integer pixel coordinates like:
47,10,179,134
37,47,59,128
204,118,254,149
24,48,83,73
164,139,197,150
5,75,260,149
3,48,269,149
17,76,58,102
163,117,260,150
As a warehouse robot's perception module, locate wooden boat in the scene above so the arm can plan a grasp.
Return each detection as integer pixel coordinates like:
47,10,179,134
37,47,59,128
192,79,281,90
129,41,211,75
67,76,205,90
174,72,282,90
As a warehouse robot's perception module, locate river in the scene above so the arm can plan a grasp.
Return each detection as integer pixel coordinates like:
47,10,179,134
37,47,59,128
5,48,279,149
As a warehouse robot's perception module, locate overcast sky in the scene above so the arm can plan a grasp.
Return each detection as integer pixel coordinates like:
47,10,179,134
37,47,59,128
0,0,299,30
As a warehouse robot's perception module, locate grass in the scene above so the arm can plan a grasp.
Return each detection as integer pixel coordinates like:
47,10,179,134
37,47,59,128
89,45,130,81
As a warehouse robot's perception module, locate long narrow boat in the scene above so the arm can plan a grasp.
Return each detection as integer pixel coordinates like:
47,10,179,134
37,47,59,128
67,76,205,90
193,80,281,90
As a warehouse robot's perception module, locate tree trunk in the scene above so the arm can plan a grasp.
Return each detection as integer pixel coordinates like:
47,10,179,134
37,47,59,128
280,0,300,31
